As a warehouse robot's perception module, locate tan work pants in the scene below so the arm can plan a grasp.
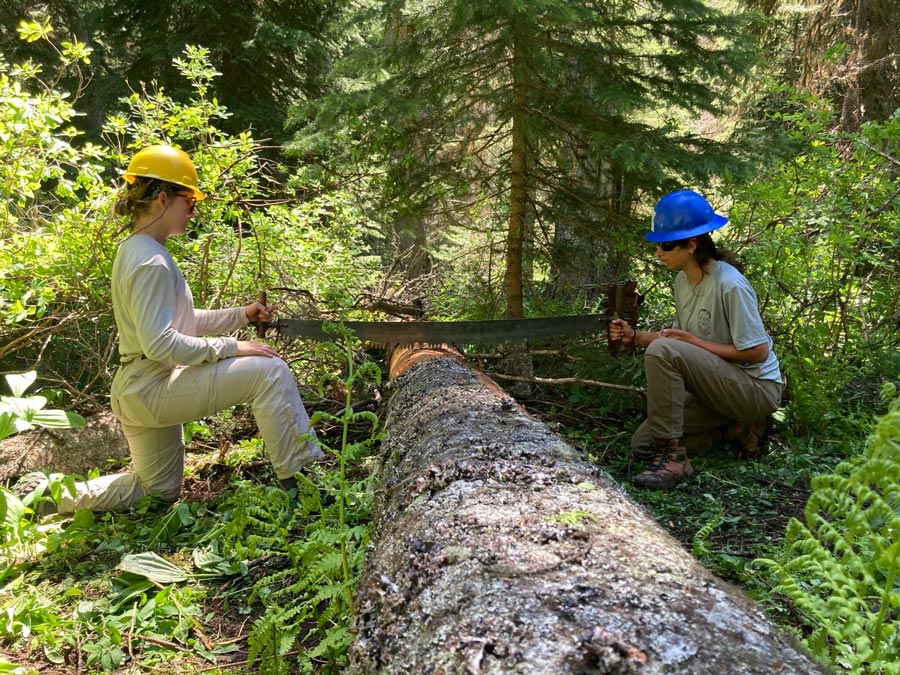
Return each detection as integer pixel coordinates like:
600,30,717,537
56,355,322,514
630,338,782,456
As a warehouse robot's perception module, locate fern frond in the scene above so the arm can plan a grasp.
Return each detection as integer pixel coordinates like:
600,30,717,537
759,392,900,671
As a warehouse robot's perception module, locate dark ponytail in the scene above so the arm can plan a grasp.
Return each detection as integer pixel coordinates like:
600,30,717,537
693,233,744,273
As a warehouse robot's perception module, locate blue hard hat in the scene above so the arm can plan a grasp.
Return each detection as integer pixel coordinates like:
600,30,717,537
645,190,728,243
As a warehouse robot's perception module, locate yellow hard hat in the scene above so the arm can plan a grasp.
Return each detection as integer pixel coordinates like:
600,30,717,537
123,145,207,201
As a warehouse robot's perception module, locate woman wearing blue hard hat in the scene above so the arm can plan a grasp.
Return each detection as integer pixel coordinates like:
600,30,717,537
609,190,783,489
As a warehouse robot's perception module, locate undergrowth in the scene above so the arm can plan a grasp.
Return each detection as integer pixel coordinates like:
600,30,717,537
0,328,380,674
3,336,896,674
754,382,900,674
523,342,895,674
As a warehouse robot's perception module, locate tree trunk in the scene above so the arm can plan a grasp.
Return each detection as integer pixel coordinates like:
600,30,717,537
347,348,827,675
505,25,528,320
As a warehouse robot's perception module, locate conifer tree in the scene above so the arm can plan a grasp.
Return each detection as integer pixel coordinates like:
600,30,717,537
742,0,900,130
290,0,758,316
0,0,341,143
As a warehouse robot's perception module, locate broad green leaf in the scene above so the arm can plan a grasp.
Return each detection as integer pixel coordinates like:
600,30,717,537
0,396,41,419
192,547,246,577
3,371,36,397
30,410,86,429
117,552,189,584
43,648,66,665
0,412,15,442
110,574,155,609
70,509,95,529
0,488,25,543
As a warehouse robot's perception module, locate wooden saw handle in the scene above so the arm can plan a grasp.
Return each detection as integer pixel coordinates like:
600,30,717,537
256,290,268,339
605,280,639,355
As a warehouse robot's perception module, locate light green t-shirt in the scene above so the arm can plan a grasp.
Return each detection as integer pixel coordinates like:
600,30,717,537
672,261,782,383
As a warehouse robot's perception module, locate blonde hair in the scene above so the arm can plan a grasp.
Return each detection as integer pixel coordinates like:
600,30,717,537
114,178,181,220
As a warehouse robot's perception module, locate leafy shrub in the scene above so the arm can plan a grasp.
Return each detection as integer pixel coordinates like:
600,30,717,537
725,96,900,435
0,24,380,402
0,370,85,542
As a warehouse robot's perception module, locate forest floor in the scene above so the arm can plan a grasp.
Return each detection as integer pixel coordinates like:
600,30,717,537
1,353,856,674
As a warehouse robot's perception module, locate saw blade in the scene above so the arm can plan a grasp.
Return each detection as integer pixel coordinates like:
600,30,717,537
272,315,607,346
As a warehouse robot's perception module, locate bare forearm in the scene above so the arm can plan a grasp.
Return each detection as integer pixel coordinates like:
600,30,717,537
626,323,769,363
633,329,661,346
686,337,769,363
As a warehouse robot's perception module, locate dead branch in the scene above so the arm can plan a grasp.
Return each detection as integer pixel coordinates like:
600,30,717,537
489,371,645,394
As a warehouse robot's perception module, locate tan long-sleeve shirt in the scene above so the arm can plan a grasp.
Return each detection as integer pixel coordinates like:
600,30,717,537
112,234,248,366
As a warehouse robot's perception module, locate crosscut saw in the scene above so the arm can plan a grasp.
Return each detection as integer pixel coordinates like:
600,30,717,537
254,282,638,349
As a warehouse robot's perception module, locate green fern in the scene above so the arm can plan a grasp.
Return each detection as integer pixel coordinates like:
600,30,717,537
227,323,379,672
756,382,900,674
692,508,723,559
245,604,297,675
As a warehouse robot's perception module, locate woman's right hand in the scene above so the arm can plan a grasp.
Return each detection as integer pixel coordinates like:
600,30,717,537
609,317,635,343
236,340,280,358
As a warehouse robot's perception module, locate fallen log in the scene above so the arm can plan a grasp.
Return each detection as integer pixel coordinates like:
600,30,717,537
347,346,827,674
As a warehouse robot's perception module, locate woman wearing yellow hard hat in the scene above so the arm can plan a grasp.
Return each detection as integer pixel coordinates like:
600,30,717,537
609,190,783,490
32,144,323,514
123,144,206,199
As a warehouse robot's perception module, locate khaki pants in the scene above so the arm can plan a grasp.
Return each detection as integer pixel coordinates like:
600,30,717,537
56,355,322,514
630,338,782,456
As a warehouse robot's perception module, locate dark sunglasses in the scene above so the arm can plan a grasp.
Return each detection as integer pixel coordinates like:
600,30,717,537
659,240,684,252
174,193,197,210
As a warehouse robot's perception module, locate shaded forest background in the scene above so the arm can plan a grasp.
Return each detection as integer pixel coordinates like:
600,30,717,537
1,0,900,673
2,0,899,433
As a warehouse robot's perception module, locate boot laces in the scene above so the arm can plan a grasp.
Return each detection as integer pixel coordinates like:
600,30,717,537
648,446,676,472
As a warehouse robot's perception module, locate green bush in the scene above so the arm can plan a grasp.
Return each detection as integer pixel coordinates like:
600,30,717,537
725,97,900,435
0,25,380,400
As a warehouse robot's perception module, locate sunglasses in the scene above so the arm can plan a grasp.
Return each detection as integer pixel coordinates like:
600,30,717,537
659,240,684,252
174,193,197,211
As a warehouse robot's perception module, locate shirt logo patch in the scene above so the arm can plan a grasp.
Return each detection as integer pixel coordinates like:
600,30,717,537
697,309,712,338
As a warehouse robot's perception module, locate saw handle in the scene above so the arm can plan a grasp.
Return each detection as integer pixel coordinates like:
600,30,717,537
255,290,269,339
605,280,639,355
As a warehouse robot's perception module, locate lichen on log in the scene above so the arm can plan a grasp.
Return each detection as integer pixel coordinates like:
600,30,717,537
348,352,827,674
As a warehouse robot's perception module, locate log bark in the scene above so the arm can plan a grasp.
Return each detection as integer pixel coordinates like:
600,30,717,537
348,348,827,675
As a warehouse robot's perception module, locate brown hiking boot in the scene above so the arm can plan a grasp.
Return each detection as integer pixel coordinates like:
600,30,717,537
722,417,771,460
634,439,694,489
632,443,656,462
634,429,722,461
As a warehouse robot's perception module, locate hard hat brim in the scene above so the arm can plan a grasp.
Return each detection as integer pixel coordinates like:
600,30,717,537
122,145,207,201
644,214,728,243
123,172,207,201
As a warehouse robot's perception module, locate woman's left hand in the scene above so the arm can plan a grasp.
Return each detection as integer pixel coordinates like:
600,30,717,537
236,340,280,358
659,328,694,343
